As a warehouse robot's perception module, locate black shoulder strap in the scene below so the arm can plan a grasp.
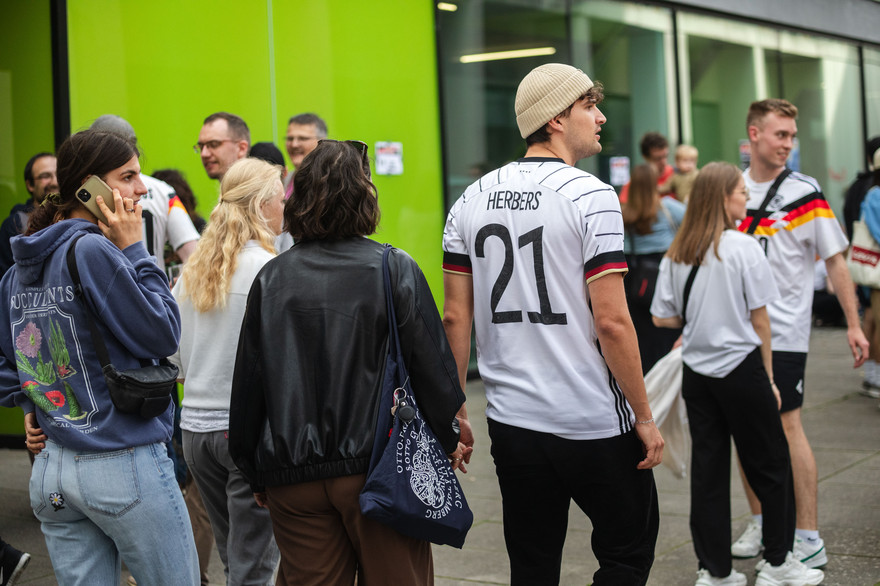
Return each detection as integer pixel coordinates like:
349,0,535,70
382,244,403,361
745,168,792,235
681,264,699,329
66,235,113,369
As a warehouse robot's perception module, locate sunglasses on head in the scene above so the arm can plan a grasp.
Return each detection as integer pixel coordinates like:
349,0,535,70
319,139,371,177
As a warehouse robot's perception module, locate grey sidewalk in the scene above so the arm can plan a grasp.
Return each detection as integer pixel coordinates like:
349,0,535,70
2,327,879,585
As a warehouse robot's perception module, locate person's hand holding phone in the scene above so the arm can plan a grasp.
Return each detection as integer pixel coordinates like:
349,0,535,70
97,189,142,251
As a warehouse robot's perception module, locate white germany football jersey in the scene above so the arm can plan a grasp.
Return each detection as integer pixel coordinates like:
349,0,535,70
651,230,779,378
443,158,633,440
140,174,201,274
740,168,848,352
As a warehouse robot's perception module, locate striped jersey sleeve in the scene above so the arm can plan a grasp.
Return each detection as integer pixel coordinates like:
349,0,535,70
534,163,627,282
442,185,474,275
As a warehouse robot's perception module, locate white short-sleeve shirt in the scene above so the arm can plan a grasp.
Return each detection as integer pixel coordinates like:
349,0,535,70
740,169,848,352
140,174,201,273
443,158,634,440
651,230,779,378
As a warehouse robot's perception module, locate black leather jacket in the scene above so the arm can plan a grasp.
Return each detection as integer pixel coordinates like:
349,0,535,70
229,237,465,490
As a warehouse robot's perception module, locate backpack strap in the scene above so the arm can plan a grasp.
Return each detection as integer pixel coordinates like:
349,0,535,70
66,234,113,369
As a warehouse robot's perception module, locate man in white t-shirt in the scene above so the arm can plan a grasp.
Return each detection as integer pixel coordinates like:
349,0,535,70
90,115,200,273
731,99,868,569
442,63,664,585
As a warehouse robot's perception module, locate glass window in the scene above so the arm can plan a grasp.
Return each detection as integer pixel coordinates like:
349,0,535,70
437,0,673,204
677,14,770,167
864,46,880,144
677,13,862,213
438,1,869,215
438,0,568,205
571,2,674,184
775,31,861,212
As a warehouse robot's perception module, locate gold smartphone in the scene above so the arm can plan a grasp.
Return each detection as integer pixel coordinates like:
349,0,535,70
76,175,115,225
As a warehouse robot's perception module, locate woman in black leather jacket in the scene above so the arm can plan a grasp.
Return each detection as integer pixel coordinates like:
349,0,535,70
229,139,468,585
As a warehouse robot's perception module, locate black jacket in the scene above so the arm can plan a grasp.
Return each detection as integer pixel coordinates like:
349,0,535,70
0,201,33,278
229,237,465,490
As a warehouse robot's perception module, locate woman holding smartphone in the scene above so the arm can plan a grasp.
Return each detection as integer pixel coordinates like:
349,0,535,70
651,162,823,586
171,157,284,584
2,130,198,585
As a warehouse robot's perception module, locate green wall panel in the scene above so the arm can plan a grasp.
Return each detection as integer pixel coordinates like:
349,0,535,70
67,0,446,298
0,0,55,435
272,0,446,296
0,1,55,216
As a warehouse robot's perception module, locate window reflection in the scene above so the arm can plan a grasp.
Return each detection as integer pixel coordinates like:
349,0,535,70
438,0,869,214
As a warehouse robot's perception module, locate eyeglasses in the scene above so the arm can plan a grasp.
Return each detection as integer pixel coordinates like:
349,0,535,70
193,139,235,153
319,139,371,177
285,134,318,143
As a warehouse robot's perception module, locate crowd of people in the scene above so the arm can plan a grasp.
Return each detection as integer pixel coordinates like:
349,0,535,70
0,61,875,586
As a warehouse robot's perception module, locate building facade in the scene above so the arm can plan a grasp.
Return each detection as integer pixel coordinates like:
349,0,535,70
437,0,880,214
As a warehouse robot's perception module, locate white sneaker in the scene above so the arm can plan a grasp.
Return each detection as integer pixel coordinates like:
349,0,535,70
695,568,747,586
793,535,828,569
860,381,880,398
755,551,824,585
731,519,764,558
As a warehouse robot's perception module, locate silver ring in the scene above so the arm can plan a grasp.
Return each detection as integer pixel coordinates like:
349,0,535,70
126,208,135,213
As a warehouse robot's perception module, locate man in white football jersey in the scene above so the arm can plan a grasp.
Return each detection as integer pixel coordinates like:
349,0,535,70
442,63,663,585
731,99,868,570
90,115,200,273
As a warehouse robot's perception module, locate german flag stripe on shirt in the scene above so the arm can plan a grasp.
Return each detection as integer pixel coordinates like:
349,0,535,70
442,251,472,275
740,193,835,237
168,195,187,213
584,250,627,283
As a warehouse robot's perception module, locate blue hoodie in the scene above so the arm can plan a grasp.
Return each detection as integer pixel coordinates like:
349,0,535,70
0,219,181,451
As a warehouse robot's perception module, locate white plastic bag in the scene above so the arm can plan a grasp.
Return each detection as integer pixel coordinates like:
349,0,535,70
644,346,691,479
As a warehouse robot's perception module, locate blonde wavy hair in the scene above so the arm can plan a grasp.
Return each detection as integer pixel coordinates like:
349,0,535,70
179,157,281,312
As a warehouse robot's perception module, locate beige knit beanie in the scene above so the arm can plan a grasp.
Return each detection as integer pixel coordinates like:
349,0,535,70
515,63,594,139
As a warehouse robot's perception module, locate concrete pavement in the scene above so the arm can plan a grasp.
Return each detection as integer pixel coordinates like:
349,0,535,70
1,327,878,585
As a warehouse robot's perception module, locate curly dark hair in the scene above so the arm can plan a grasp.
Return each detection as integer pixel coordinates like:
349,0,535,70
26,130,139,235
285,140,379,241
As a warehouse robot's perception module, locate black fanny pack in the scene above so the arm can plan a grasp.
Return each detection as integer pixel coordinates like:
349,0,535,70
67,235,178,418
102,362,178,418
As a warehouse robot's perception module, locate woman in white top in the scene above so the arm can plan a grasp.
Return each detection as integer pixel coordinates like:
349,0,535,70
652,163,823,586
171,158,284,585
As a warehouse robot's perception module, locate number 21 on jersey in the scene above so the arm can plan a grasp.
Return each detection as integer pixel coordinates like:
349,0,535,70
474,223,567,326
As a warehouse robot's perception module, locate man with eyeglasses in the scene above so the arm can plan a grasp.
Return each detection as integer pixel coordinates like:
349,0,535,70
0,152,58,277
285,112,327,173
275,113,329,253
196,112,250,181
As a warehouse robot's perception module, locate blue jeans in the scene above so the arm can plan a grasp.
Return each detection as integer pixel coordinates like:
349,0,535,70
30,440,200,585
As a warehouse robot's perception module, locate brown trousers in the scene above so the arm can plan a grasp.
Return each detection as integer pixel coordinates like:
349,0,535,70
266,473,433,586
184,476,215,586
